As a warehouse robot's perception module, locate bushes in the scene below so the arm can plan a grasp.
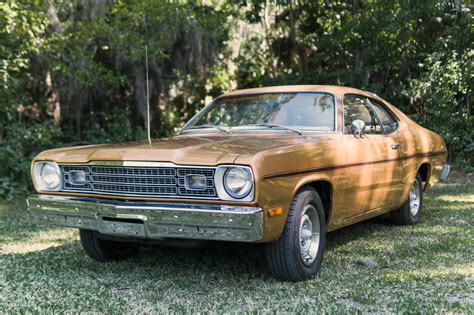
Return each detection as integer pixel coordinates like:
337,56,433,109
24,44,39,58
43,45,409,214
0,1,471,199
0,2,49,199
406,50,473,166
0,122,62,199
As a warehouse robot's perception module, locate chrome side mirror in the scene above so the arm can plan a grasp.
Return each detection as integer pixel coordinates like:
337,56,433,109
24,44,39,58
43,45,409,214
351,120,365,138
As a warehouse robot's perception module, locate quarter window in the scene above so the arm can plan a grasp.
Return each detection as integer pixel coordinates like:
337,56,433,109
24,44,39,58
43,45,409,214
343,95,383,135
368,99,398,133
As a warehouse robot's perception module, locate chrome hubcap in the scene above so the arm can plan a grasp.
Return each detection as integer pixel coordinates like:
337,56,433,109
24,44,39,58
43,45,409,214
409,178,421,216
299,205,320,266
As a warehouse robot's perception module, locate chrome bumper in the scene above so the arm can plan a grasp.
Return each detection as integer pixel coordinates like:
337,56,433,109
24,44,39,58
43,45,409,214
439,164,451,181
27,195,263,242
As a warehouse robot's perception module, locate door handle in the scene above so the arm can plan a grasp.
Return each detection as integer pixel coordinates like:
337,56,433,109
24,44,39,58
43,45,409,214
391,143,401,150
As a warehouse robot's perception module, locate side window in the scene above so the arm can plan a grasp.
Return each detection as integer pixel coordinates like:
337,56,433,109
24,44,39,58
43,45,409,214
343,95,383,135
369,99,398,133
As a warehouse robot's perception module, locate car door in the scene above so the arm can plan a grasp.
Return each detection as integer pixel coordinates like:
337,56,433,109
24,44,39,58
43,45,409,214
367,97,405,201
341,94,402,217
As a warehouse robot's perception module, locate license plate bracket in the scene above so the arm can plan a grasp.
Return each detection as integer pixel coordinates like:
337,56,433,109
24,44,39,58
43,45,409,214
97,216,146,238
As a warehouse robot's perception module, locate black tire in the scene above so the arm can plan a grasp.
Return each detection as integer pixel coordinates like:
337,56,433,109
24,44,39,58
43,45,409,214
390,173,423,225
79,229,140,262
265,186,326,282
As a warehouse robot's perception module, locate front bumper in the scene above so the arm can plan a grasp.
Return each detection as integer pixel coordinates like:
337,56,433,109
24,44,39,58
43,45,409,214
27,195,263,242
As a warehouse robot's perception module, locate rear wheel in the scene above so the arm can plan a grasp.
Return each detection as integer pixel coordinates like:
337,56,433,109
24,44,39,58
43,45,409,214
79,229,140,262
265,187,326,282
390,174,423,225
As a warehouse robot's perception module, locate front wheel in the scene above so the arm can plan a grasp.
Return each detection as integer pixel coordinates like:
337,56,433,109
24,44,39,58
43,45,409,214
265,187,326,282
79,229,140,262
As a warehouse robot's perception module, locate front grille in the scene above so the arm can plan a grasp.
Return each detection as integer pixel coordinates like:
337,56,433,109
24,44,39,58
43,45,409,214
60,164,217,199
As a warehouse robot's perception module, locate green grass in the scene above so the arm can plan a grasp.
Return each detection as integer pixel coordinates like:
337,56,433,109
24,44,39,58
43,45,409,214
1,174,473,313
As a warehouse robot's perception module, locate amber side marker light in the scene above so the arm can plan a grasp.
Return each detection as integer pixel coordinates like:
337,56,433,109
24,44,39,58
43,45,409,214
267,207,283,217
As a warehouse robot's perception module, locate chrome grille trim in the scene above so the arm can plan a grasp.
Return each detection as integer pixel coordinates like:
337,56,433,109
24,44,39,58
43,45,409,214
60,163,218,199
91,166,176,177
92,175,177,186
93,183,177,195
177,168,214,177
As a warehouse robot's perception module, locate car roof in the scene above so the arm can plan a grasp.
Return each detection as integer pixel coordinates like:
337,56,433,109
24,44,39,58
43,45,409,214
221,85,378,99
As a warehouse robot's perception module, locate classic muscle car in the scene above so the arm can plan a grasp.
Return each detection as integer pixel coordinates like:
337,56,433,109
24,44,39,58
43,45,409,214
27,85,450,281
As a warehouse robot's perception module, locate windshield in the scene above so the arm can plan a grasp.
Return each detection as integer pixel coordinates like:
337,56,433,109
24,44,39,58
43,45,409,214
180,92,336,134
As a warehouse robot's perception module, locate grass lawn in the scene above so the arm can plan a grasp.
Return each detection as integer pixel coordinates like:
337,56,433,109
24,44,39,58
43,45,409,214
0,174,473,313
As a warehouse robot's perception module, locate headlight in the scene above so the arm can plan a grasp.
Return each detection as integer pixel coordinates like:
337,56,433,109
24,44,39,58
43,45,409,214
223,167,253,199
33,161,61,191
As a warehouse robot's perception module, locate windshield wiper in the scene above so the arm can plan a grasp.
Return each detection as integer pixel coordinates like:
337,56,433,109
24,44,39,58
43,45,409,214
185,124,231,134
253,123,302,135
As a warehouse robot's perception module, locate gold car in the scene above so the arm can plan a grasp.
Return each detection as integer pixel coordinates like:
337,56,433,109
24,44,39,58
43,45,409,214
27,85,450,281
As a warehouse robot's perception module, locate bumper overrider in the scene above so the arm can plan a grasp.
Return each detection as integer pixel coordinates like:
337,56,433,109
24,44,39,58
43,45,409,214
27,195,264,242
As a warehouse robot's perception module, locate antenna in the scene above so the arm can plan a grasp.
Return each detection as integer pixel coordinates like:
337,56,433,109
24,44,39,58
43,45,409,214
145,44,151,145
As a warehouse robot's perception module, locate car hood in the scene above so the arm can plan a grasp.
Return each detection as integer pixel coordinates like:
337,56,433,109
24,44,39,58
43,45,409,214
34,134,318,166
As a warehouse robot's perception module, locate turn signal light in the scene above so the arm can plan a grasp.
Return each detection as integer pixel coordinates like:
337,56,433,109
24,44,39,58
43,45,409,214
267,207,283,217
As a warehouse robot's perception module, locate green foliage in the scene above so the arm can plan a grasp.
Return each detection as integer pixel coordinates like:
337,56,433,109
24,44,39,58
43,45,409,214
0,0,472,199
0,121,62,199
46,0,230,138
81,107,146,144
0,1,49,199
408,49,473,164
0,1,46,131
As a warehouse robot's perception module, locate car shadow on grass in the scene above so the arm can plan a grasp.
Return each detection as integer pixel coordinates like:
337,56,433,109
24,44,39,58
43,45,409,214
1,214,394,285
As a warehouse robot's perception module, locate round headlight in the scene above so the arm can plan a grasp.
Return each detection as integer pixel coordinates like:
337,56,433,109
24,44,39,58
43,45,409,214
223,167,253,199
37,162,61,190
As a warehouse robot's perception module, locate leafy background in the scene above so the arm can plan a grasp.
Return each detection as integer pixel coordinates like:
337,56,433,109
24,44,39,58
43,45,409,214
0,0,472,199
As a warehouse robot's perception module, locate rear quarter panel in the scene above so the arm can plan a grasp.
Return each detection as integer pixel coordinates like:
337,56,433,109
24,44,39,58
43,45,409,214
384,103,448,209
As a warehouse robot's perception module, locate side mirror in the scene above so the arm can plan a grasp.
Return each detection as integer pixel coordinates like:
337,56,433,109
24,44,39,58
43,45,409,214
351,119,365,138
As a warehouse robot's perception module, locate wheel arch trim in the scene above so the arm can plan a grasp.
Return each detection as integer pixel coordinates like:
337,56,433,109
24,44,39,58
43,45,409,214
293,177,334,225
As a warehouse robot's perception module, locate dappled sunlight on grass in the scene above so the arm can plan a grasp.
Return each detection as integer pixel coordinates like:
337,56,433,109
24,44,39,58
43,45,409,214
1,229,76,254
435,193,474,203
414,224,469,235
385,262,473,281
2,242,62,254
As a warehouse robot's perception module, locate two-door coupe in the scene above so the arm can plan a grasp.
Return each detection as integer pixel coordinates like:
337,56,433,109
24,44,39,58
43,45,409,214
27,85,450,281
